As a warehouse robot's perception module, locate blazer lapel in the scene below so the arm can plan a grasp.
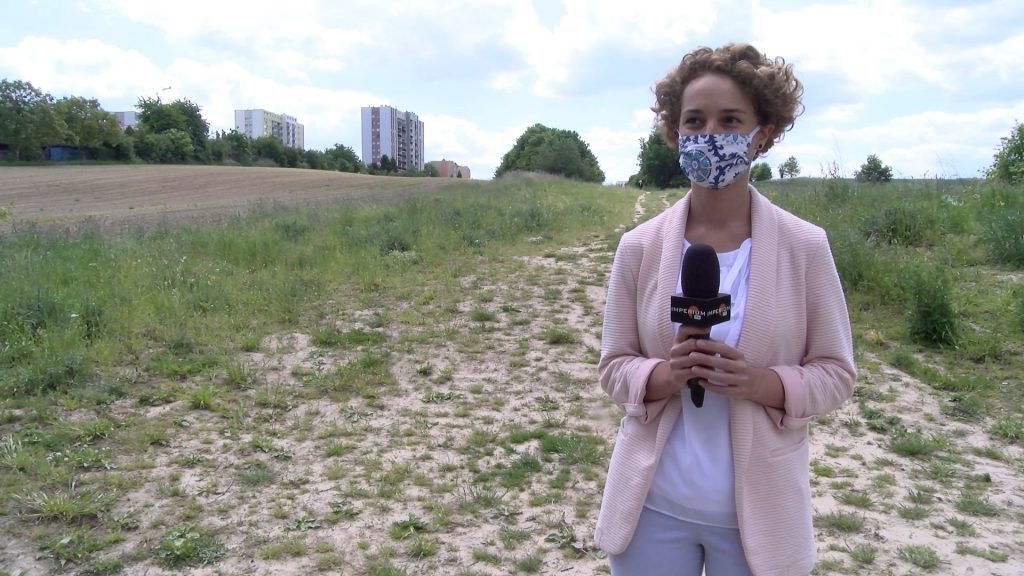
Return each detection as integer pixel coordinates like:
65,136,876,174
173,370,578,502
739,187,778,367
657,195,691,357
732,186,779,482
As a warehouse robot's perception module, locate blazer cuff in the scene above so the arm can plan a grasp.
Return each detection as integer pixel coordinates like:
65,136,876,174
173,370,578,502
765,365,814,430
623,358,667,422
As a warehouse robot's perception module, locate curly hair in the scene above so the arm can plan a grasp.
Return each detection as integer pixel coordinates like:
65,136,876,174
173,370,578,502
652,43,804,156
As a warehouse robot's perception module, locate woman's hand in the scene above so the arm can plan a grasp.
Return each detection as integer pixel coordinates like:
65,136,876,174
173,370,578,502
645,329,786,409
643,326,715,402
687,338,786,409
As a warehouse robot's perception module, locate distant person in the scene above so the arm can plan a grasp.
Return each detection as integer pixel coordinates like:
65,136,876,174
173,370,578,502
638,179,644,189
595,43,856,575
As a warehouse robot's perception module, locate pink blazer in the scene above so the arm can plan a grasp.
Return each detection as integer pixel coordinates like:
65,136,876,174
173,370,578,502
595,186,856,576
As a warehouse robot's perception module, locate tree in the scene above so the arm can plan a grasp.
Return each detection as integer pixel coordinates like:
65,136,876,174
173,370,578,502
778,156,801,178
253,136,285,166
325,143,362,173
635,131,688,189
750,162,773,182
495,124,604,183
854,154,894,182
53,96,124,159
136,96,209,161
0,79,66,160
988,122,1024,184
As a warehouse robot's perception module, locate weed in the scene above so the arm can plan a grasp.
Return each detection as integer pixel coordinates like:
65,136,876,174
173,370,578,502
955,543,1008,562
153,524,225,568
813,511,864,533
897,544,941,570
955,491,1000,517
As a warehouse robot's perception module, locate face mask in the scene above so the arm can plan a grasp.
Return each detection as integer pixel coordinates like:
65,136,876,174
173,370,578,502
678,126,760,189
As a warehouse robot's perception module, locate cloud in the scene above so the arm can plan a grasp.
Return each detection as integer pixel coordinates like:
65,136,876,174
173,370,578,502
420,113,528,179
0,36,167,101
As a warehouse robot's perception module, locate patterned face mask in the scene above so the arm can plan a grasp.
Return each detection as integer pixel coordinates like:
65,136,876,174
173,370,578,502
678,126,760,189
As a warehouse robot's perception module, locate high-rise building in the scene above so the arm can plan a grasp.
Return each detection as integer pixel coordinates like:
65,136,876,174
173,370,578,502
234,109,305,149
112,111,138,129
361,105,424,172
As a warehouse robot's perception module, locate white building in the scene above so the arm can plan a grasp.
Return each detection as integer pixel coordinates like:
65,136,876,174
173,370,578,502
361,105,424,172
234,109,305,149
112,111,138,129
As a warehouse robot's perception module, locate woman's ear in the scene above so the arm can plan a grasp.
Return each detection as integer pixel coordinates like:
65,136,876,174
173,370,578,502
758,124,776,149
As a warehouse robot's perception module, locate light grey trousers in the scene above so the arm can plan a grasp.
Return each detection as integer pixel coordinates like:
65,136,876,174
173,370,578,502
608,506,754,576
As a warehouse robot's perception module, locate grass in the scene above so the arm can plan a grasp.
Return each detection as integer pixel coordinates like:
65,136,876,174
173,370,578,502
1,174,1023,574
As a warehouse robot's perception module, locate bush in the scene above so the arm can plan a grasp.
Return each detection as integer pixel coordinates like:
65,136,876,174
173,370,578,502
750,162,773,182
854,154,893,182
862,205,932,246
987,122,1024,183
907,265,959,347
981,208,1024,267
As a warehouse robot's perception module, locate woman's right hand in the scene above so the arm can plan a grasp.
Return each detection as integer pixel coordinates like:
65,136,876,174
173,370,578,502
644,326,710,402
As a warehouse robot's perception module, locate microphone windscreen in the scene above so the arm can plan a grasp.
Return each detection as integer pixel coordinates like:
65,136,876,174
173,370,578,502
682,243,720,299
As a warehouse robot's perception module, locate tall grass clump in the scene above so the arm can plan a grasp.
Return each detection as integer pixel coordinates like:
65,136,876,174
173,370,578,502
906,264,960,347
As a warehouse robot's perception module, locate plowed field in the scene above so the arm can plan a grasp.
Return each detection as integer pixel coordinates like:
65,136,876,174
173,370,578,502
0,165,460,232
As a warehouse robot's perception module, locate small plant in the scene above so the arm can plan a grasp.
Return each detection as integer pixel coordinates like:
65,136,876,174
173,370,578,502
153,524,225,568
13,484,113,521
407,535,439,559
897,504,930,520
955,543,1009,562
889,429,942,458
283,516,321,532
897,544,941,570
813,511,864,533
955,491,1000,517
389,514,430,540
847,543,877,565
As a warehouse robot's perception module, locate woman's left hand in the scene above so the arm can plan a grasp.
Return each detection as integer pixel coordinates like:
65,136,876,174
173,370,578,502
688,339,786,409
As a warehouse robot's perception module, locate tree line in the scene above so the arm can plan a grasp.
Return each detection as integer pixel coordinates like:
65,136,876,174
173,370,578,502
0,79,433,176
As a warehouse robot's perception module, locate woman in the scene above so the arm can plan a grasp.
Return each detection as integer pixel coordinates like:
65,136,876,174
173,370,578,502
595,43,856,576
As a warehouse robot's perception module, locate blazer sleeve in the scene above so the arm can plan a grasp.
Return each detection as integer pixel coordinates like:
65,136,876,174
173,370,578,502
598,234,671,423
765,232,856,430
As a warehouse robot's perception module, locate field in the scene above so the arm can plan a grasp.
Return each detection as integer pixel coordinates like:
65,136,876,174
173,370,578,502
0,165,1022,575
0,165,459,233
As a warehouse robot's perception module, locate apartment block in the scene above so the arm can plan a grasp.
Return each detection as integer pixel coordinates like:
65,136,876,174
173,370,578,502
361,105,424,172
234,109,305,149
112,111,138,129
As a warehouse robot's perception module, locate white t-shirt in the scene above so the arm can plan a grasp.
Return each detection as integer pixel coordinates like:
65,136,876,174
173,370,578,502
647,238,752,528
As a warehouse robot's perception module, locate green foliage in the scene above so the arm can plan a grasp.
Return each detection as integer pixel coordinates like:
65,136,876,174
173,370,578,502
0,79,65,160
154,524,225,568
750,162,773,182
855,154,894,182
496,123,605,183
634,131,688,189
53,97,126,160
862,205,933,246
981,208,1024,267
135,96,209,160
906,265,960,347
778,155,800,178
987,122,1024,183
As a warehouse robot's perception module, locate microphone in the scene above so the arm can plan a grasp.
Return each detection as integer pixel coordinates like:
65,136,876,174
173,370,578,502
671,243,732,408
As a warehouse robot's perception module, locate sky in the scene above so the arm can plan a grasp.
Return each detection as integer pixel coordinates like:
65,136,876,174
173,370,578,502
1,0,1022,183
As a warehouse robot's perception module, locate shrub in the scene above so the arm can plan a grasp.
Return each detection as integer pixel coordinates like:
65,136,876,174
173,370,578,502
750,162,773,182
854,154,894,182
981,208,1024,268
906,266,959,347
862,205,931,246
987,122,1024,183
